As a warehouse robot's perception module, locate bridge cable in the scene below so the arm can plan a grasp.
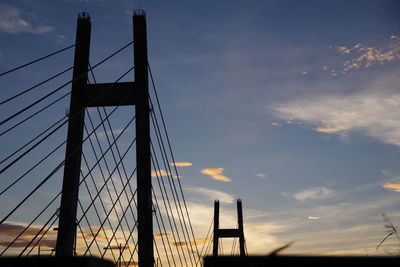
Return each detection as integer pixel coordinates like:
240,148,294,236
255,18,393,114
197,218,213,265
0,114,67,171
150,148,187,267
80,137,136,256
0,91,70,136
0,138,66,196
0,101,128,225
82,120,135,260
0,190,61,256
0,41,133,126
0,44,75,77
80,153,120,261
0,117,68,174
0,66,73,106
1,109,134,256
150,111,196,266
149,65,200,263
0,64,133,188
86,68,139,259
152,187,173,267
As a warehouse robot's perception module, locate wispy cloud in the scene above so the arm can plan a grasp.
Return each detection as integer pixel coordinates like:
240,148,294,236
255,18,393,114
201,167,232,182
273,90,400,147
0,4,53,34
0,222,57,249
185,186,235,204
170,162,193,167
0,222,55,239
330,35,400,76
308,216,320,220
151,169,181,179
271,122,282,127
383,183,400,192
154,233,172,238
283,186,335,202
254,173,268,178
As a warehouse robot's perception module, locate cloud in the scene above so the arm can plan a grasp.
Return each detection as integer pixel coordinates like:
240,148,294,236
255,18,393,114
0,222,57,239
151,169,181,179
0,222,57,250
283,186,335,202
383,183,400,192
273,90,400,147
254,173,268,178
185,186,235,204
336,46,351,54
332,36,400,75
0,4,53,34
195,237,211,246
271,122,282,127
154,233,172,238
170,162,193,167
308,216,320,220
201,168,232,182
0,239,56,249
286,119,302,125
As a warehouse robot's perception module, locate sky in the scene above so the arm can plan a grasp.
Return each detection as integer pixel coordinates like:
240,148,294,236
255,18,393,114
1,0,400,262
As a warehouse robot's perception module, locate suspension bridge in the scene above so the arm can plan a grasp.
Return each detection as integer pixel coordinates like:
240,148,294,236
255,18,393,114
0,10,223,267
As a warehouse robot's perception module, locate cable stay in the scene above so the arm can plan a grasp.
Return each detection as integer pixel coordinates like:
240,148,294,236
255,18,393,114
148,66,199,266
0,44,75,77
0,91,70,136
0,98,134,225
149,64,200,262
0,115,67,167
0,41,133,127
0,66,73,106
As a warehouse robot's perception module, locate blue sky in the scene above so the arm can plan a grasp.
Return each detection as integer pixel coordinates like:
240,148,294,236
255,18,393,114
1,0,400,261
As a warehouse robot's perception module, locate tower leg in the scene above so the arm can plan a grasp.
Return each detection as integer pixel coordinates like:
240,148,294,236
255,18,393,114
55,13,91,257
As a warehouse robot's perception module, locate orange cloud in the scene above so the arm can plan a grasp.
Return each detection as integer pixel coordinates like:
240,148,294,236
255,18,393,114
0,239,56,249
151,169,181,179
0,222,57,251
154,233,172,238
314,125,347,133
172,241,190,248
170,162,193,167
383,183,400,192
332,36,400,75
0,222,56,239
201,168,232,182
195,237,211,245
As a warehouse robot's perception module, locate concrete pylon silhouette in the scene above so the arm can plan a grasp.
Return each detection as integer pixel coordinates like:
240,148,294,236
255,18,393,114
55,10,153,267
213,199,246,257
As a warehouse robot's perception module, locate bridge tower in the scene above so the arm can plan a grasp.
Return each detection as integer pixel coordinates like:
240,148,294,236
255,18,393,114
55,10,153,267
213,199,246,257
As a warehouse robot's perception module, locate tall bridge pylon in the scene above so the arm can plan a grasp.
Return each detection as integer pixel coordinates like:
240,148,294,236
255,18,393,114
55,10,153,266
213,199,246,257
